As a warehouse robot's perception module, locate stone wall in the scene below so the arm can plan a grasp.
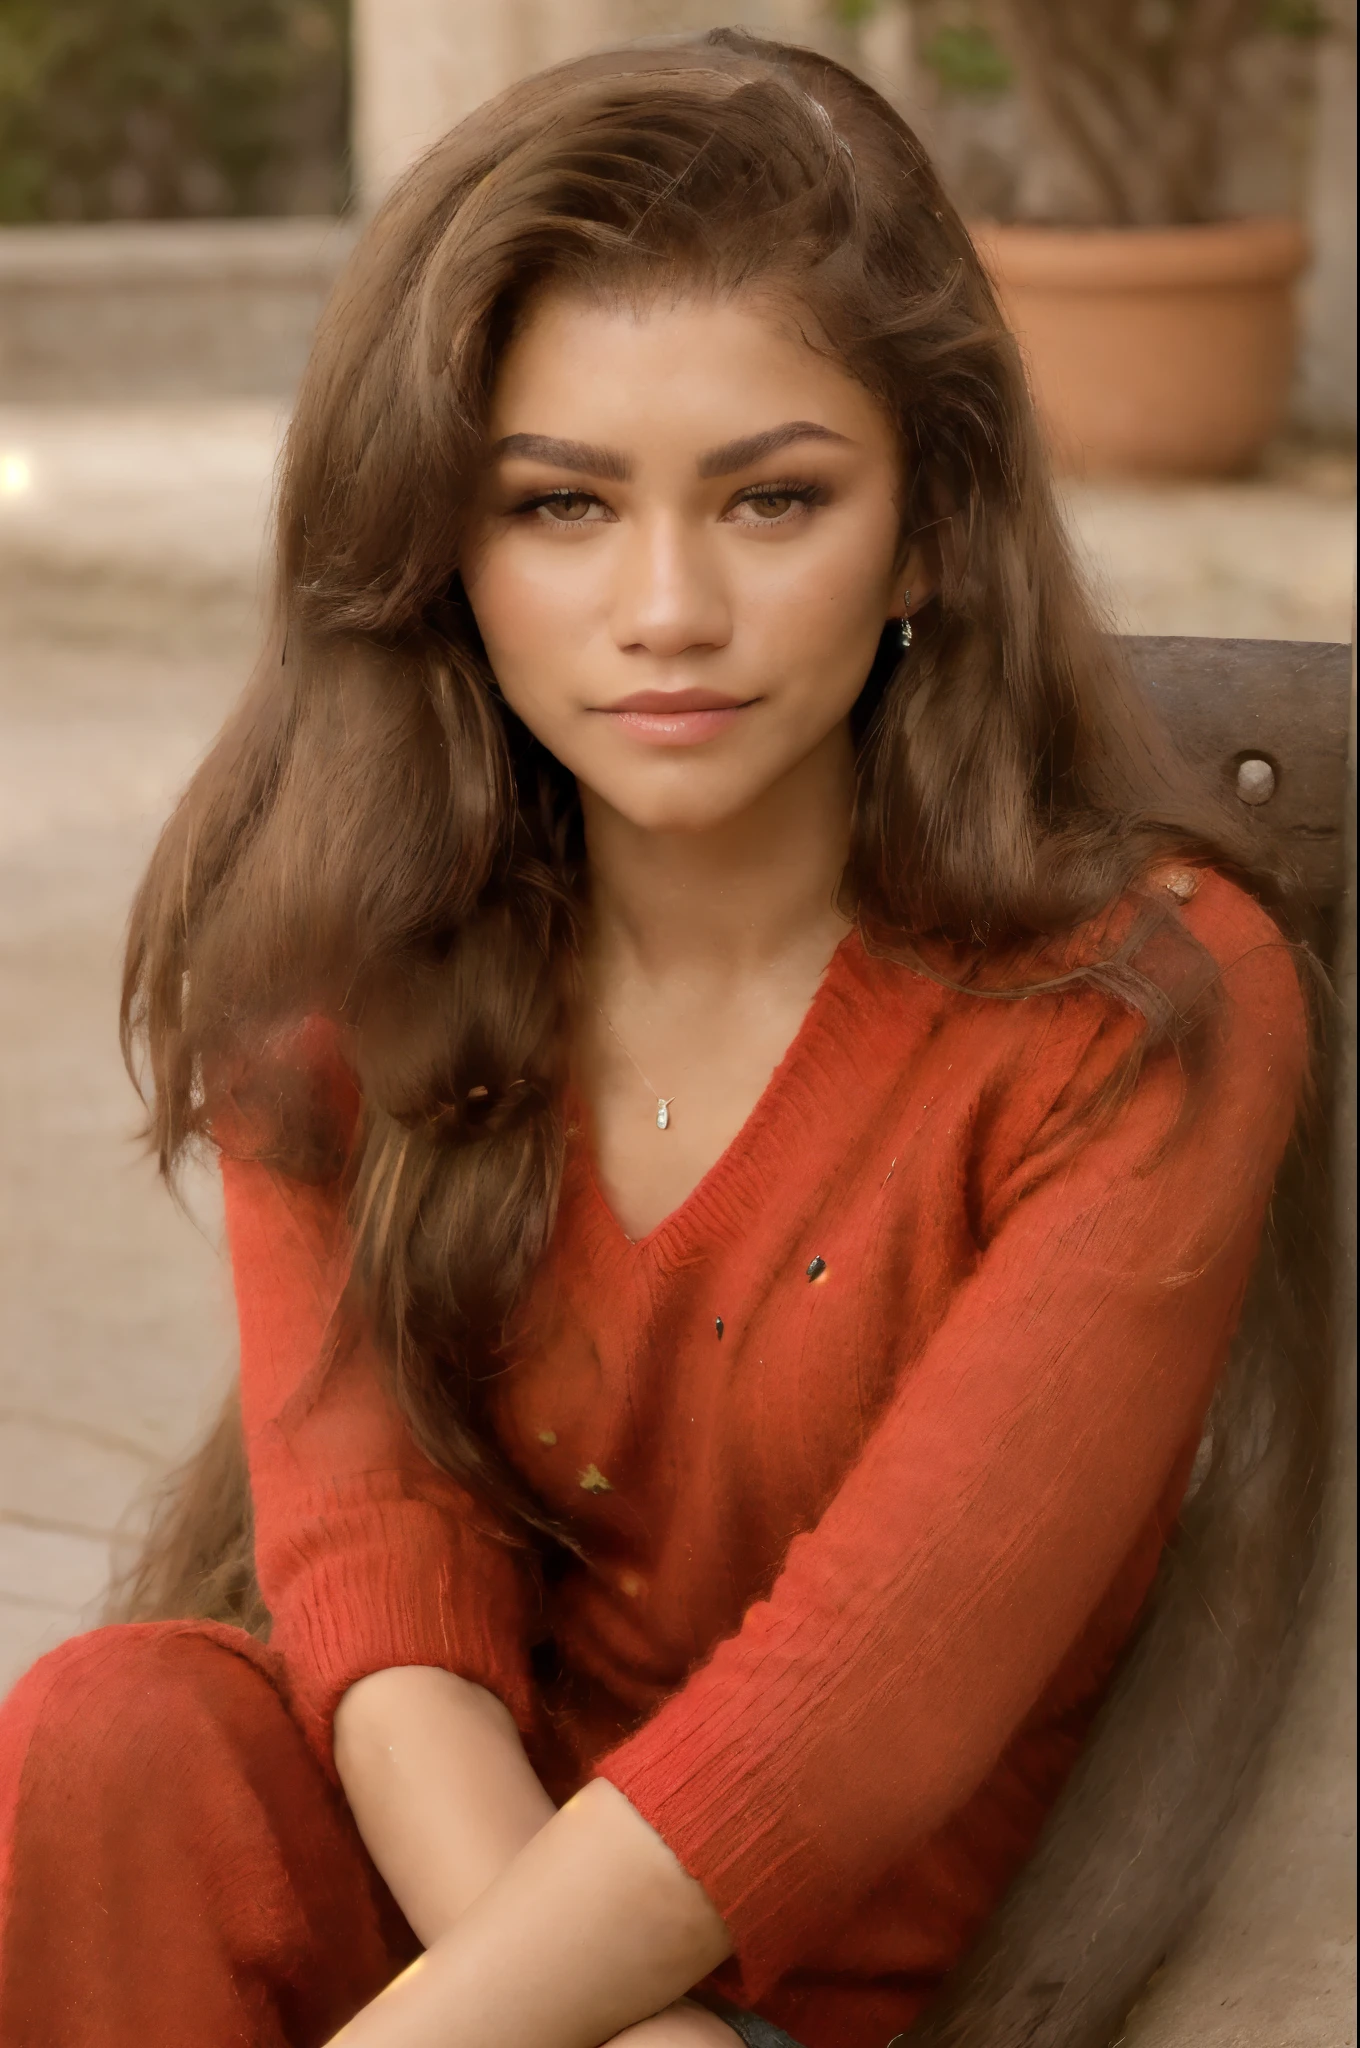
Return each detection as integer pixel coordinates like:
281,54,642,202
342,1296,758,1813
1298,0,1357,437
0,218,355,402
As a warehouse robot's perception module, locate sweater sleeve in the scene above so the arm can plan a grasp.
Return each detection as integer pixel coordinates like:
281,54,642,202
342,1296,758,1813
594,892,1306,1997
222,1153,535,1771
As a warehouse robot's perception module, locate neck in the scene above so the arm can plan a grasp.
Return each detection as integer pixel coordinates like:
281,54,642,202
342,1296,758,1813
581,724,855,983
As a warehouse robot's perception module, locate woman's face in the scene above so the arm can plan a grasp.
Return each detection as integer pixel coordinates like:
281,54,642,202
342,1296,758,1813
462,288,921,835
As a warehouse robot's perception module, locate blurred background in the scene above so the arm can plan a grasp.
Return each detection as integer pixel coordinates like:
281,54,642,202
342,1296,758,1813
0,1,1355,1692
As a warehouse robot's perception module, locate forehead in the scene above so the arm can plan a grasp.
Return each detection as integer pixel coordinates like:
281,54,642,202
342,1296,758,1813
487,286,892,451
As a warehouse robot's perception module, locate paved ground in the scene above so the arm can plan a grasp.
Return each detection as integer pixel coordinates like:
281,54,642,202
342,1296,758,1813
0,402,1354,1697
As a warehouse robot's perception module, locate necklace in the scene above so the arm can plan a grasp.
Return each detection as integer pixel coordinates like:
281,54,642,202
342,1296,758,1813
596,1006,675,1131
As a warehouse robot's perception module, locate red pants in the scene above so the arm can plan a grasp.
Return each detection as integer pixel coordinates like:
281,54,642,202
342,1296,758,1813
0,1622,418,2045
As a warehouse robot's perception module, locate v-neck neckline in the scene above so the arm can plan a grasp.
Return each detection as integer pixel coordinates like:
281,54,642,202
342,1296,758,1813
569,928,868,1262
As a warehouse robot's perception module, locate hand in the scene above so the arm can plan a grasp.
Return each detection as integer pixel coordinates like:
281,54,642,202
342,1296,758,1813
610,2001,740,2045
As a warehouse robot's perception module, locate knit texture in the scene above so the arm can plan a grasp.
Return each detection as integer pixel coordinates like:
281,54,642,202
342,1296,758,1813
219,872,1302,2048
0,1623,418,2045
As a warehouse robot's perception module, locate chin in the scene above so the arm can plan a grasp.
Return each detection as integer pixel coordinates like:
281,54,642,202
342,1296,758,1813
613,795,749,836
595,771,762,837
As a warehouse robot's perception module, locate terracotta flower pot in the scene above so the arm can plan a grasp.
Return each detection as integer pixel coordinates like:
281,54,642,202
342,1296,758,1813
969,217,1309,480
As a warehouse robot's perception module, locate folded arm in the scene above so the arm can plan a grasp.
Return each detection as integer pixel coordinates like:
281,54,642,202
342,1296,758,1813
329,1747,733,2048
224,1153,737,2045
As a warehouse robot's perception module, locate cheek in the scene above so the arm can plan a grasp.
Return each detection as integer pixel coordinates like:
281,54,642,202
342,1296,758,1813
759,494,897,619
466,545,564,660
463,543,596,733
759,520,899,692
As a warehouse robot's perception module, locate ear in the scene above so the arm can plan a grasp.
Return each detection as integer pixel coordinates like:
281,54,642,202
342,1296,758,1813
887,535,937,623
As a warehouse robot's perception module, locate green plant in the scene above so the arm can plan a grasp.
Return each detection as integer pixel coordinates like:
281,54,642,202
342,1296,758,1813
0,0,349,223
920,23,1013,97
1260,0,1329,31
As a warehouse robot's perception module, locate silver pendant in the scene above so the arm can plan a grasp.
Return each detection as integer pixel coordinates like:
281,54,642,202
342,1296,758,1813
656,1098,672,1131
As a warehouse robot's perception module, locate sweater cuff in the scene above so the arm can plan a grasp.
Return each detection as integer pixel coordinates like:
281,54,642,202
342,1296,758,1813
264,1492,535,1777
594,1618,838,2001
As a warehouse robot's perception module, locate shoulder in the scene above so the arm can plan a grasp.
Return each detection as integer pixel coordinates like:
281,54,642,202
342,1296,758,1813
853,867,1301,1031
1165,865,1301,992
1057,867,1307,1097
1055,868,1308,1165
1106,864,1305,1057
994,865,1306,1031
848,867,1307,1132
207,1012,362,1177
1168,871,1310,1126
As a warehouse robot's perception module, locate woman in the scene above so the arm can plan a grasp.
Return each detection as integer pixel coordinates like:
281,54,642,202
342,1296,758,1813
0,31,1309,2048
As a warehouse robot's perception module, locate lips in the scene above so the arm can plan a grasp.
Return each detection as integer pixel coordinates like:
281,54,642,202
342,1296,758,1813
595,686,756,748
605,687,749,712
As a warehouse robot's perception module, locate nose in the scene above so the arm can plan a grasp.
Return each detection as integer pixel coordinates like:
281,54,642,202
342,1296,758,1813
609,511,732,660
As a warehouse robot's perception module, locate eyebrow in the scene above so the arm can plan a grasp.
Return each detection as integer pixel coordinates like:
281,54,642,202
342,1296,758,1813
491,433,630,480
696,421,851,477
489,419,851,484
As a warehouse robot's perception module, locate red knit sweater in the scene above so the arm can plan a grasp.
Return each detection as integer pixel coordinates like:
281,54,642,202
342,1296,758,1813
223,871,1303,2048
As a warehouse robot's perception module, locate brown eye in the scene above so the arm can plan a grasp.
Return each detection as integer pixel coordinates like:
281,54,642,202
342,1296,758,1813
746,492,794,519
538,492,598,523
728,483,823,526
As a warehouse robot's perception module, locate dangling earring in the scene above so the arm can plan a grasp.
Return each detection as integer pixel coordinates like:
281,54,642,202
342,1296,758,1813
899,589,914,651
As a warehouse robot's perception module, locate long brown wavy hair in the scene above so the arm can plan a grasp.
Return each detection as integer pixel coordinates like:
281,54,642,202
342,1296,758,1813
113,30,1331,2047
